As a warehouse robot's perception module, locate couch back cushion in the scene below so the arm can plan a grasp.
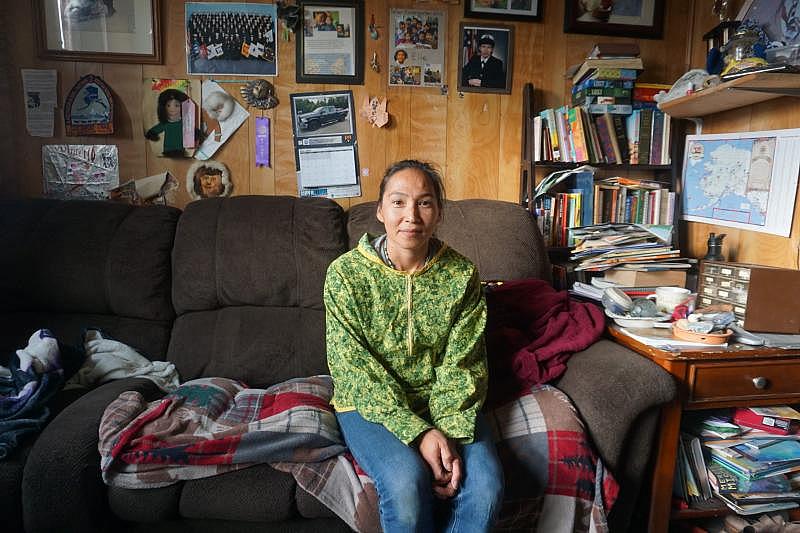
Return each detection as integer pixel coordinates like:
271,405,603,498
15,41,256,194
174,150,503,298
0,199,179,360
168,196,347,387
346,199,551,282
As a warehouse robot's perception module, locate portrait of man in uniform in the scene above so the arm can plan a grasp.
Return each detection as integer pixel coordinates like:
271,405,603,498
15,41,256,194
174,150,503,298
458,25,513,94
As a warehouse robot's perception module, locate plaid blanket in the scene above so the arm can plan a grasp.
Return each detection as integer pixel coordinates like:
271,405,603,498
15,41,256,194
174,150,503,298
99,377,617,532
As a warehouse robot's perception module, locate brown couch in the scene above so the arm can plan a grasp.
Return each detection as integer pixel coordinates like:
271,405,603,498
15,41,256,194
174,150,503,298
1,196,676,532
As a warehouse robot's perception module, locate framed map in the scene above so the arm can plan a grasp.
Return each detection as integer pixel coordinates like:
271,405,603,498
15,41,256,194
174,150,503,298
681,129,800,237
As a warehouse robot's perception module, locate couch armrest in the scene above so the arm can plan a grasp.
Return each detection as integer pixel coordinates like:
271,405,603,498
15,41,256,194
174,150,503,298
22,378,162,532
554,339,676,473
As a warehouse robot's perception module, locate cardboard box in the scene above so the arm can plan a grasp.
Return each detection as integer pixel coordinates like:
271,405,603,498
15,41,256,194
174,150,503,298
698,261,800,334
604,268,687,288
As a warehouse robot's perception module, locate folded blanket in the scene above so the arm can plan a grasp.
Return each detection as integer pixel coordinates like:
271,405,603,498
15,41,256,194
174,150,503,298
66,329,180,393
99,375,346,488
0,330,65,459
484,279,605,407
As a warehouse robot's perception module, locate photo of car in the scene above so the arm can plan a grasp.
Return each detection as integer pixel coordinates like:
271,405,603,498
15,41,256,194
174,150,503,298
297,105,349,130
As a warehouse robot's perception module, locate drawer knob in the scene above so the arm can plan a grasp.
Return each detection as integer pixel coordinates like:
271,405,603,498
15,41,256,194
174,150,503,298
752,376,769,389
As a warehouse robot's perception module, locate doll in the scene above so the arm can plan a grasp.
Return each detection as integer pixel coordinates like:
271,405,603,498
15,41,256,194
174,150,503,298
145,89,189,157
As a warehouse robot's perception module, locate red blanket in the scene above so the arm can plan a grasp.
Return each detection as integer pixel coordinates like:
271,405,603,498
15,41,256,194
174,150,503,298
485,279,605,407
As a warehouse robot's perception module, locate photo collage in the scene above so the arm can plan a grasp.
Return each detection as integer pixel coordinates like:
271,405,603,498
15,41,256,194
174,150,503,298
389,9,446,88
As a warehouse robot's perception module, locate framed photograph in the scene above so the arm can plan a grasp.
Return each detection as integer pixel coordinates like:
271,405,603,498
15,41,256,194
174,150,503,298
564,0,665,39
736,0,800,45
464,0,542,22
33,0,162,63
185,2,277,76
389,8,447,88
458,23,513,94
297,0,364,84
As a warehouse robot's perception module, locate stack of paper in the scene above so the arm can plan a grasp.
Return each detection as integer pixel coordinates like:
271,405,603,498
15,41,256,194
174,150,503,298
569,223,686,272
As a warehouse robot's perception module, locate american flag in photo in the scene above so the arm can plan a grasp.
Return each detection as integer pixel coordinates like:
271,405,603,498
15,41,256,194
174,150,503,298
463,29,477,65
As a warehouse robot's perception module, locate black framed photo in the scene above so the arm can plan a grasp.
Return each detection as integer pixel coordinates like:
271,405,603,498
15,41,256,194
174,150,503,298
464,0,542,22
564,0,665,39
458,23,513,94
297,0,364,85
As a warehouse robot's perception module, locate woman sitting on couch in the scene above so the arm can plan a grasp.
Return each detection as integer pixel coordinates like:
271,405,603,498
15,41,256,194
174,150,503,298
324,159,504,532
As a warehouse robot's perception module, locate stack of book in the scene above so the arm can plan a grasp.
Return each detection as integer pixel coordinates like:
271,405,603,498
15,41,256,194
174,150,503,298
569,42,643,116
592,176,675,225
568,222,683,272
677,407,800,516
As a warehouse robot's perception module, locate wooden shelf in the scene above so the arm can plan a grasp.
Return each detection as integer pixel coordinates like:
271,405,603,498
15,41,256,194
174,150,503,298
535,161,672,171
659,73,800,118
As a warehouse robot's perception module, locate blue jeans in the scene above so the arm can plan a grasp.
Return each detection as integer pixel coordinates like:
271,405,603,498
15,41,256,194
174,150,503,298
336,410,504,533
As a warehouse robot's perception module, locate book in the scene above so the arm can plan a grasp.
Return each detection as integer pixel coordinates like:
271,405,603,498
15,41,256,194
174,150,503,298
567,106,590,162
587,42,640,59
633,83,671,102
587,103,633,115
573,78,635,92
611,114,630,164
650,110,665,165
637,108,654,165
593,112,618,164
603,266,687,288
733,407,800,435
626,111,640,165
571,59,644,84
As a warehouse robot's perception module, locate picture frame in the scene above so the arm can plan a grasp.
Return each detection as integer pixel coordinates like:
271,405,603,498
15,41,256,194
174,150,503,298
297,0,364,85
33,0,162,63
388,8,447,88
464,0,542,22
185,2,278,76
457,23,514,95
564,0,665,39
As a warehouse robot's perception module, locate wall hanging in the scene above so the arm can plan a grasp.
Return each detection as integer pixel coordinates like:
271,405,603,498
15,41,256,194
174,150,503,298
297,0,364,84
185,2,278,76
388,8,446,88
186,159,233,200
34,0,162,63
143,79,200,158
240,79,278,109
64,74,114,136
42,144,119,200
195,80,250,160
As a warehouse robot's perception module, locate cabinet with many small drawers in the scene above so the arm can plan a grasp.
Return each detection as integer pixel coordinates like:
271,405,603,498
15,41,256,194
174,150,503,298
696,260,800,334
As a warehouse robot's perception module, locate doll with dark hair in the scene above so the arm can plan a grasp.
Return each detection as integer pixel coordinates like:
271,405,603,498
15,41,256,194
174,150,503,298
145,89,189,157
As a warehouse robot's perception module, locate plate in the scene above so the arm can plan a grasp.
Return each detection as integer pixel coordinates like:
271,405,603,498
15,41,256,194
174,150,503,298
672,319,732,344
605,308,672,329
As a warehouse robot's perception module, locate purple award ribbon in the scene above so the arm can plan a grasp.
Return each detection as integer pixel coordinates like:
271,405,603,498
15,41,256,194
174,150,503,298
255,117,270,167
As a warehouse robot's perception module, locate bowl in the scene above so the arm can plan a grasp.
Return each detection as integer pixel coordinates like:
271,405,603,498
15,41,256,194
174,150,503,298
605,308,672,329
672,319,732,344
602,287,633,315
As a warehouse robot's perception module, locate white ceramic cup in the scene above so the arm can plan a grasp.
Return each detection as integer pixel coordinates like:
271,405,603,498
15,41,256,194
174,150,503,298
652,286,692,314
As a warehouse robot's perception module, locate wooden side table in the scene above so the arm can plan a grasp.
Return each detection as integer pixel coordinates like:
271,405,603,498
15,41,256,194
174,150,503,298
607,325,800,533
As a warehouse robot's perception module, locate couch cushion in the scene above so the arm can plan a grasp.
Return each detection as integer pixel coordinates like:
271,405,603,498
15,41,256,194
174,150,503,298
168,196,347,386
346,199,551,282
0,199,179,359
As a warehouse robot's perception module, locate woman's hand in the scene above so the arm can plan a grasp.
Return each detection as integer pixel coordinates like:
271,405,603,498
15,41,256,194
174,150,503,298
417,429,462,499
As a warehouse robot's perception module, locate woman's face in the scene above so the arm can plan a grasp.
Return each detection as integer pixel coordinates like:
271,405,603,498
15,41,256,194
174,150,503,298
377,168,441,258
165,98,181,121
198,172,224,197
395,50,407,63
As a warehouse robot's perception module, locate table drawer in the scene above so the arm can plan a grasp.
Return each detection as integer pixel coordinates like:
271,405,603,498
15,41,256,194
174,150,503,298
688,360,800,404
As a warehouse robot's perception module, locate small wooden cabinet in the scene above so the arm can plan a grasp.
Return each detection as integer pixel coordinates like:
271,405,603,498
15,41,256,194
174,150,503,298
608,326,800,533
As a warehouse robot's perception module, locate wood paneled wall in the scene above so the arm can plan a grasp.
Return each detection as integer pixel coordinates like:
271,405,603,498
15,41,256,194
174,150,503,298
685,1,800,269
7,0,693,211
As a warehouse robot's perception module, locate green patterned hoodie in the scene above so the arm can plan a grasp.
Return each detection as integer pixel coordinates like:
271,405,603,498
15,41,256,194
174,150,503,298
324,233,488,445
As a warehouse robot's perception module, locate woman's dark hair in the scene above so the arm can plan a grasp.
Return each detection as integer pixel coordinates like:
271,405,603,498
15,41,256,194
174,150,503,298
156,89,189,123
379,160,445,211
394,49,407,61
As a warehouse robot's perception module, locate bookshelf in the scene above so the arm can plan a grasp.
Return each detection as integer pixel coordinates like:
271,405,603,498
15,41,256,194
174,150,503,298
520,83,684,242
657,72,800,118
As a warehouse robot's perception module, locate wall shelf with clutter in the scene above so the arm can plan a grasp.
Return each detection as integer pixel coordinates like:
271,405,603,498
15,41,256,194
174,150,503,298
658,72,800,118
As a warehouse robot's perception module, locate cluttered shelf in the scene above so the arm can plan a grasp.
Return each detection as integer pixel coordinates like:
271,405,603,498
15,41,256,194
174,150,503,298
657,72,800,118
535,161,672,171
